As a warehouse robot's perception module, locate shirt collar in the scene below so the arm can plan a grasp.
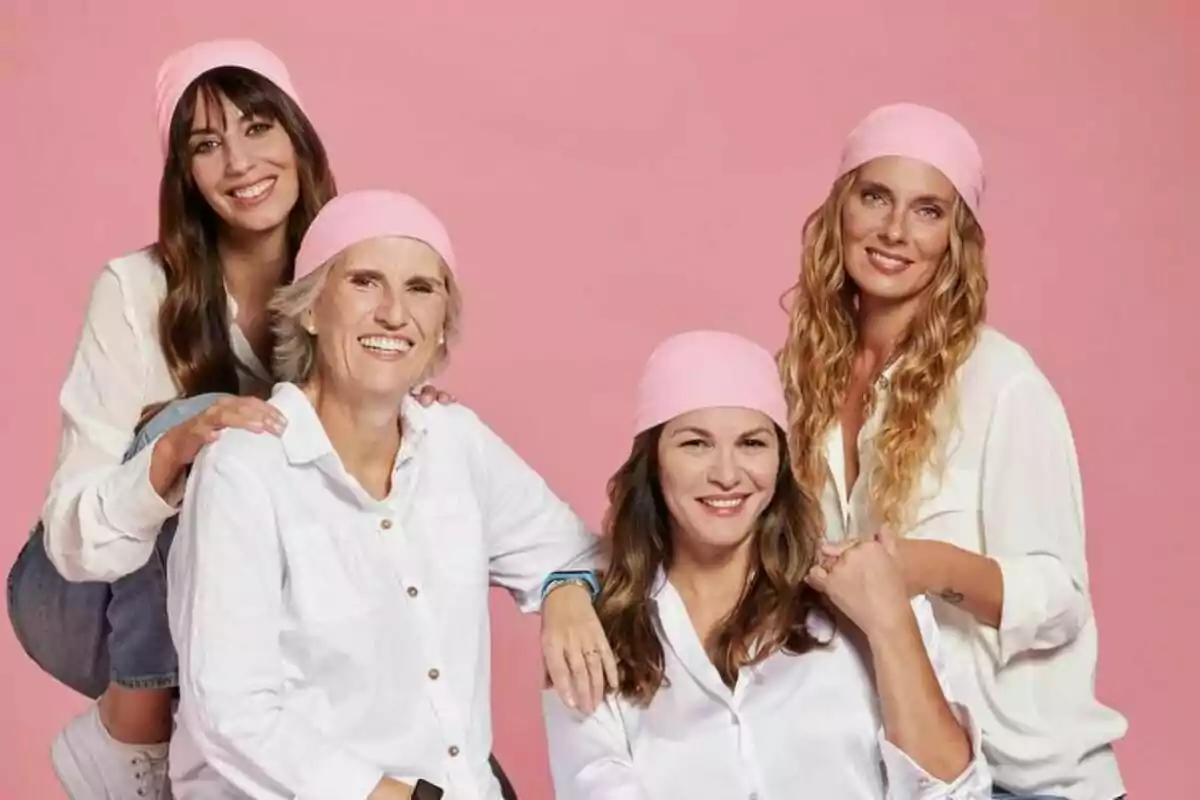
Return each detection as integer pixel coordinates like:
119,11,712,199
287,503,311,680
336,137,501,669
271,382,429,469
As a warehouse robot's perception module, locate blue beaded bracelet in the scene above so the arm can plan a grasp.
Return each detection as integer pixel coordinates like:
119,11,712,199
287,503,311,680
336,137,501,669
541,570,601,601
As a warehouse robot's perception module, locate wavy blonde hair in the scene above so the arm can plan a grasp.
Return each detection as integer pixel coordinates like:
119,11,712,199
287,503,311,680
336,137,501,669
778,169,987,533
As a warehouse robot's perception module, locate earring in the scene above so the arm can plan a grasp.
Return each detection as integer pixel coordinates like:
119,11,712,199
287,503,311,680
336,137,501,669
438,332,446,346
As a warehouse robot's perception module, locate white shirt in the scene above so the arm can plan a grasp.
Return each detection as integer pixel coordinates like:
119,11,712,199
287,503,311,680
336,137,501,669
543,573,990,800
821,326,1127,799
167,382,601,800
41,247,270,582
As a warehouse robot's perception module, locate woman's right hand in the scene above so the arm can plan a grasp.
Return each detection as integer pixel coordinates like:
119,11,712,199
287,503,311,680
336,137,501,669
150,397,287,497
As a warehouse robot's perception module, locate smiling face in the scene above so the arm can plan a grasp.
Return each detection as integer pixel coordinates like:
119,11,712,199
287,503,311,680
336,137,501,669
187,90,301,237
305,236,450,403
840,155,957,310
657,406,781,558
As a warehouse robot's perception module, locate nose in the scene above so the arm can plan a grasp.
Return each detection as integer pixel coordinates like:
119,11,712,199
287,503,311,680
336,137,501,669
707,447,740,490
374,286,411,329
880,206,908,245
223,134,253,176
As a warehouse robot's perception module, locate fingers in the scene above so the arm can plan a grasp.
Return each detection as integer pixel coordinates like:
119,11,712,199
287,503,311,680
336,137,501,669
435,390,456,405
581,647,606,714
206,397,287,436
804,564,830,593
412,385,439,407
564,645,594,714
542,642,578,711
875,526,899,555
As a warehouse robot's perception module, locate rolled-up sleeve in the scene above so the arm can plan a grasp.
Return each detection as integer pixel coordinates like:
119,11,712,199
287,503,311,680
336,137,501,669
42,267,179,583
542,691,649,800
168,444,383,799
879,598,991,799
463,408,601,612
980,374,1091,665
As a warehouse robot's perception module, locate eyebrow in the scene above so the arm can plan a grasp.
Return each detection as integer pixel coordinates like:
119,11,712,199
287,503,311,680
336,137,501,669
189,109,260,138
670,425,774,439
346,267,447,287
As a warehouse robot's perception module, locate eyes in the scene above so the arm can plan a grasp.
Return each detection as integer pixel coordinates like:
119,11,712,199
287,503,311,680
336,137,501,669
190,119,277,156
347,272,441,295
859,188,944,220
679,437,770,450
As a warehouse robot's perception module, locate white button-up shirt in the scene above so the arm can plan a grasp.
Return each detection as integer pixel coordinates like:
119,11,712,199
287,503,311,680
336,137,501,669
542,571,991,800
822,326,1127,799
41,248,270,582
167,382,601,800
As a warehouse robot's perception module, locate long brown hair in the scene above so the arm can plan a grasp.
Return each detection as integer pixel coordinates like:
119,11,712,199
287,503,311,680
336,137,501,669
596,424,830,706
154,66,337,401
778,169,987,533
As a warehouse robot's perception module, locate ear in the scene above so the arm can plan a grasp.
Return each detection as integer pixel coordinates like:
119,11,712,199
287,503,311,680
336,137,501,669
302,309,317,336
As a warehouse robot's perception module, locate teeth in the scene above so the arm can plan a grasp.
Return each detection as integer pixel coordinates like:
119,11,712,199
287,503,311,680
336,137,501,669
231,179,273,199
361,336,412,353
869,249,907,267
702,498,744,509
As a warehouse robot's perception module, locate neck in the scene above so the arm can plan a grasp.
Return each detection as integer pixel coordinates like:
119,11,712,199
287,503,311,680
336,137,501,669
667,536,755,621
856,292,921,367
218,224,290,310
303,374,406,496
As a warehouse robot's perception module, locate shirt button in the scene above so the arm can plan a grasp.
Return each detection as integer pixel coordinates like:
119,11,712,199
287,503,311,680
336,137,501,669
749,793,758,800
448,745,460,757
380,519,393,530
407,586,419,598
428,668,440,680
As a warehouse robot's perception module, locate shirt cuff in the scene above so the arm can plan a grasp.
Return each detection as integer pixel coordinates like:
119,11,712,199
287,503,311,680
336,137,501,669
99,440,182,540
297,751,384,800
878,701,990,799
991,553,1086,666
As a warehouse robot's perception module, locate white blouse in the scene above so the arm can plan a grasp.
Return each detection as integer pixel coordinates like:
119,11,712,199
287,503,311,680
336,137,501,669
167,382,601,800
542,572,991,800
821,326,1127,800
41,248,269,582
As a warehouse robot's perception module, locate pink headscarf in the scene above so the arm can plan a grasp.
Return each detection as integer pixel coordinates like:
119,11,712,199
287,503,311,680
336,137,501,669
838,102,985,218
155,39,302,157
633,330,788,434
293,190,457,283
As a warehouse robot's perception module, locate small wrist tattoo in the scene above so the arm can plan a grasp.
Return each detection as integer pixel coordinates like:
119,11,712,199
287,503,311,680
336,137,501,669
938,587,965,605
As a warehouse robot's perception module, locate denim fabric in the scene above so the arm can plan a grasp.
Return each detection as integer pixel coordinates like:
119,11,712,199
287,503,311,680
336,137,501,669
6,393,230,695
994,787,1125,800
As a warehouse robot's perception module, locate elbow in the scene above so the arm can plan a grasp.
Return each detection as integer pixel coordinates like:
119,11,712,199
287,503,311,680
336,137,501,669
924,723,973,783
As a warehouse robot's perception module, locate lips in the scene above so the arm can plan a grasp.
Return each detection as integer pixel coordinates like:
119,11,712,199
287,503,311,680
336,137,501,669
359,334,414,358
696,494,749,516
226,177,276,204
865,246,912,274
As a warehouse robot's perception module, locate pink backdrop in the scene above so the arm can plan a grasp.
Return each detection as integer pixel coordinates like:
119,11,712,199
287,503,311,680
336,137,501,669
1,2,1194,797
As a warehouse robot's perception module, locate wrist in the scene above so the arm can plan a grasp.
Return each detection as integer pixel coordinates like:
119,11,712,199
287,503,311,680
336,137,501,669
862,603,923,651
541,570,600,603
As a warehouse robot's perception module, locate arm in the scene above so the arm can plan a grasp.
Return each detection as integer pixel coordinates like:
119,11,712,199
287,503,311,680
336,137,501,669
541,691,648,800
910,374,1090,664
42,266,181,582
466,410,601,612
875,598,992,799
169,445,388,799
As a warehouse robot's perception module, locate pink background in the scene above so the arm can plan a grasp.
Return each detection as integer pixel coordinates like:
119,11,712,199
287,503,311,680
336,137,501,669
1,1,1194,797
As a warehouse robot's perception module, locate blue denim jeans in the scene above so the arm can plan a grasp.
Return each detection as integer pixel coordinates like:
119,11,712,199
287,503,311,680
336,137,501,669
6,393,229,696
993,788,1125,799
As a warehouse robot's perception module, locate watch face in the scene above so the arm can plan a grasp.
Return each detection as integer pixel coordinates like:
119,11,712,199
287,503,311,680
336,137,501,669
414,779,445,800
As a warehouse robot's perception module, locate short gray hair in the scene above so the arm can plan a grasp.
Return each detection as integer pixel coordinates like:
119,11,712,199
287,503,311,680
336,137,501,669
269,256,463,386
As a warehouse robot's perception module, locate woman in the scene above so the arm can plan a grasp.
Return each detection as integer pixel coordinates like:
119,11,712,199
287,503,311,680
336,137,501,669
777,103,1127,800
542,330,989,799
5,41,506,800
166,189,612,800
5,39,336,800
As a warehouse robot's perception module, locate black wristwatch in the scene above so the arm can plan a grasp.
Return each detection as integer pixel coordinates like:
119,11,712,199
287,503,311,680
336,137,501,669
412,779,444,800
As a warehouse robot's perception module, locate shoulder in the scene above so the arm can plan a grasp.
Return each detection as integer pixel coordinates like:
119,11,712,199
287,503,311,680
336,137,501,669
959,326,1062,411
193,426,288,486
89,247,167,321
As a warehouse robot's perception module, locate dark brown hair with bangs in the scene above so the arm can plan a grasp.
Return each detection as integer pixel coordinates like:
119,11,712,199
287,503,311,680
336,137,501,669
152,66,337,404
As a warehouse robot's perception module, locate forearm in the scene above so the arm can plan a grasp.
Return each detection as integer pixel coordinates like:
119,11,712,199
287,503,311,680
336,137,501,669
368,777,414,800
907,540,1002,628
869,614,971,782
149,432,186,500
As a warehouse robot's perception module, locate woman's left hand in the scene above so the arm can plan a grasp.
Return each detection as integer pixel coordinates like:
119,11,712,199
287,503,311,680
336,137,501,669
806,528,914,640
541,584,618,715
410,384,456,406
